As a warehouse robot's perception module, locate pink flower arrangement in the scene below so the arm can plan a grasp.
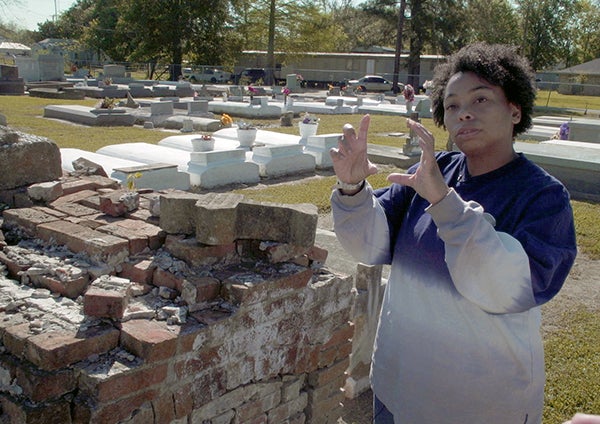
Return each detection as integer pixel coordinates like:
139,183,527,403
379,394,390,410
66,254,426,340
403,84,415,102
248,86,258,94
283,87,291,95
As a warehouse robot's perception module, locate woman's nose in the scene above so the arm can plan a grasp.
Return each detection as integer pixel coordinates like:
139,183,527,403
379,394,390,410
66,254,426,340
458,106,473,120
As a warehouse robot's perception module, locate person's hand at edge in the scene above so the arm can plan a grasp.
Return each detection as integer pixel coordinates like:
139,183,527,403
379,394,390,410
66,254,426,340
330,114,378,190
387,118,450,205
563,413,600,424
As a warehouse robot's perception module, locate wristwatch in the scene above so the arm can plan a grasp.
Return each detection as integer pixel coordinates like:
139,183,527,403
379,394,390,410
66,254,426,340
334,179,365,191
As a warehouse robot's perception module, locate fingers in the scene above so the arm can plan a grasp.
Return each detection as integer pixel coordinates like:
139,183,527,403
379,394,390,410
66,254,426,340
357,114,370,142
387,172,412,187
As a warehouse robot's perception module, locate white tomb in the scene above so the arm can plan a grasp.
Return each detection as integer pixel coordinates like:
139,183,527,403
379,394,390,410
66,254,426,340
304,133,341,169
60,148,190,190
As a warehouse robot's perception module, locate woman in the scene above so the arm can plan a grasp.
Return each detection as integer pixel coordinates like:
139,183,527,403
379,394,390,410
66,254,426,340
330,43,577,423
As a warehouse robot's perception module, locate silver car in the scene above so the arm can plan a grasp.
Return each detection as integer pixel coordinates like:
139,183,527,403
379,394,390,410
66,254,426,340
346,75,400,93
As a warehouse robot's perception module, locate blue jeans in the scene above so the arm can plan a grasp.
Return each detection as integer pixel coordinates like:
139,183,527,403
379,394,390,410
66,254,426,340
373,395,395,424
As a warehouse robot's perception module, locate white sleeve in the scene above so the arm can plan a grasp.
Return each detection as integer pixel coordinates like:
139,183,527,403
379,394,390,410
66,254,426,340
427,189,535,314
331,182,392,265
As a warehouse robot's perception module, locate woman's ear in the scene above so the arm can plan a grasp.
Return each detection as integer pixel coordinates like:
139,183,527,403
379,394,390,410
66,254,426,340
510,103,522,124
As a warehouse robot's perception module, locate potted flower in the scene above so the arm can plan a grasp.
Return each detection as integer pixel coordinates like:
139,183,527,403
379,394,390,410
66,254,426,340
247,85,258,101
220,113,233,128
191,134,215,151
403,83,415,113
236,120,257,147
298,112,319,139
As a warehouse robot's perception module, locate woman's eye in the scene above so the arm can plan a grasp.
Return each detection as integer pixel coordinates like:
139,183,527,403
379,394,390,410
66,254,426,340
445,104,456,111
476,97,488,103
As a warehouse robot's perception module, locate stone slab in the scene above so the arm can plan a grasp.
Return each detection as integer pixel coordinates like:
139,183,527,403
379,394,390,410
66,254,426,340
61,148,190,192
514,141,600,201
43,105,136,126
96,143,191,172
208,100,284,119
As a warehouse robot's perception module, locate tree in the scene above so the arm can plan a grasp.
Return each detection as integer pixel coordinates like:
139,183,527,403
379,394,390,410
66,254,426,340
464,0,520,46
516,0,577,71
567,0,600,64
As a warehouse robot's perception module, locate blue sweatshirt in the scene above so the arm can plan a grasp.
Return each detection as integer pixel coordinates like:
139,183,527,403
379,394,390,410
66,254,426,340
332,152,577,423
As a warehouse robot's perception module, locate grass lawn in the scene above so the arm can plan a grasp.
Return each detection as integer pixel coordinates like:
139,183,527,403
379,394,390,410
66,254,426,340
2,92,600,421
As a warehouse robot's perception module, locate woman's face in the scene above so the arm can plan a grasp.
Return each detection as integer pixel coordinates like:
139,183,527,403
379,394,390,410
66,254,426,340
443,71,521,161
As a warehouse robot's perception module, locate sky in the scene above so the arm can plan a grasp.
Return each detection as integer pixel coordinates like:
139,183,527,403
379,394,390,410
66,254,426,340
2,0,77,31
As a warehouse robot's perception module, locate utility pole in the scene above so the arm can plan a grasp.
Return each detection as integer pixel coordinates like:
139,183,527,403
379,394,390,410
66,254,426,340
392,0,407,94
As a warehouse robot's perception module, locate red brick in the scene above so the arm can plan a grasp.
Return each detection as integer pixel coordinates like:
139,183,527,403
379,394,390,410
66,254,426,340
174,319,207,355
120,319,178,362
81,362,168,403
50,188,98,204
190,308,232,325
1,207,61,236
25,322,120,371
84,284,131,320
50,201,98,217
119,259,156,285
164,234,238,267
307,245,328,265
96,224,144,254
59,179,99,196
236,390,280,422
222,267,313,306
2,322,33,357
153,267,184,292
0,395,72,424
96,219,165,254
182,275,221,305
112,218,165,250
321,324,353,351
307,357,349,388
173,383,194,418
29,273,90,299
0,250,31,278
15,360,77,402
36,220,129,259
152,391,176,423
87,388,160,424
99,190,140,217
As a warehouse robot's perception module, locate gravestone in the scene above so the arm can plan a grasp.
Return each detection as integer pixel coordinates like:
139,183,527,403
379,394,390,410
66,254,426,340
188,101,209,115
103,64,126,79
0,64,25,95
0,127,62,193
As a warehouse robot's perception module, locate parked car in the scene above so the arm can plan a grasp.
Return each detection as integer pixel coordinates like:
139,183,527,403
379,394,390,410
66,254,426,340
346,75,400,93
182,67,231,83
235,68,266,84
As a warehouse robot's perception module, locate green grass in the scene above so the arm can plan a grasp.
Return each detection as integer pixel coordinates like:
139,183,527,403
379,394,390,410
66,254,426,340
543,307,600,423
1,92,600,420
537,89,600,112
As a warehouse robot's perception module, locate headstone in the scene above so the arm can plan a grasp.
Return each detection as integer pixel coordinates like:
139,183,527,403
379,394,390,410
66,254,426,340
403,112,422,156
0,128,62,191
103,64,126,79
286,74,299,91
188,101,209,115
0,64,25,95
181,119,194,133
228,86,244,102
150,102,174,116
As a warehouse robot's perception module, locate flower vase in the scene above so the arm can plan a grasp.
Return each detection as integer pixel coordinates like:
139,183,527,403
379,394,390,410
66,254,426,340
191,137,215,152
237,128,257,148
299,122,318,139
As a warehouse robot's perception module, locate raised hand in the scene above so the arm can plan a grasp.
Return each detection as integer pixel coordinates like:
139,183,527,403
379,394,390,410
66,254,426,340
329,114,378,184
387,119,450,205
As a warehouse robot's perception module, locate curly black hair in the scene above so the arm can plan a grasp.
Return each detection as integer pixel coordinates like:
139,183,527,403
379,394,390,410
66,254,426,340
430,43,537,137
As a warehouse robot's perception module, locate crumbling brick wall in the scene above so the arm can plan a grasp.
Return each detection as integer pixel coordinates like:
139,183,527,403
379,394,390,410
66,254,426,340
0,174,355,424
